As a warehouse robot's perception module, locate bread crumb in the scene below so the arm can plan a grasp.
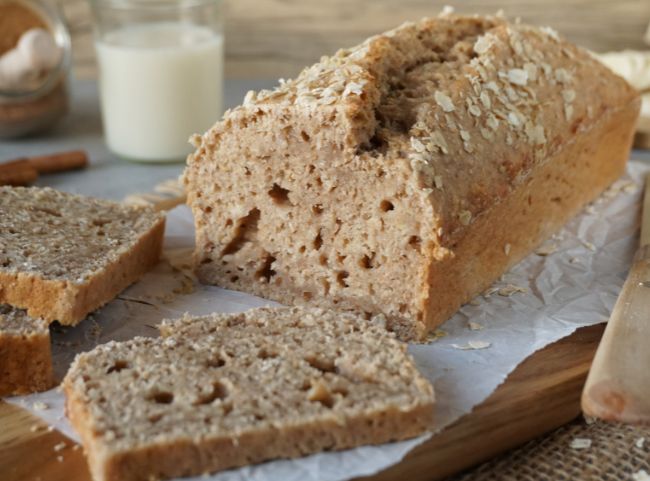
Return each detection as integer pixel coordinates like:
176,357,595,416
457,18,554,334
32,401,48,411
582,241,596,252
452,340,491,350
636,437,646,449
536,242,559,256
569,257,580,264
498,284,527,297
570,438,591,449
504,243,511,255
426,329,448,342
633,470,650,481
468,321,484,331
73,444,81,451
30,424,40,433
53,442,66,452
56,455,64,463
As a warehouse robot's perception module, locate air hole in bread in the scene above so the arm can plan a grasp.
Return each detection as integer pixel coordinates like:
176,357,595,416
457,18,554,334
205,356,226,368
194,381,229,405
230,275,239,282
336,271,349,288
380,200,394,212
312,204,323,215
299,245,306,253
255,253,276,282
307,380,335,408
319,254,328,266
148,391,174,404
268,183,291,205
257,348,278,359
300,131,310,142
148,413,163,424
408,235,422,251
358,254,374,269
221,208,260,256
203,206,213,214
303,292,313,301
304,355,336,374
313,230,323,250
106,360,129,374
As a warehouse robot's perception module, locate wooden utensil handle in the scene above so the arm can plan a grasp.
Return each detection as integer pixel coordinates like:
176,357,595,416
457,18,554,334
0,159,38,186
582,256,650,424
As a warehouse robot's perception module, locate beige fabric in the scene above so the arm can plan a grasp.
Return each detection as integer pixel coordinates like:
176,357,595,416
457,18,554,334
452,418,650,480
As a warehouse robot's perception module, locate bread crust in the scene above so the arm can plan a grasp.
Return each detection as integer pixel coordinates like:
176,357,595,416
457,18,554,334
421,96,640,330
0,328,52,396
65,383,432,481
0,216,165,325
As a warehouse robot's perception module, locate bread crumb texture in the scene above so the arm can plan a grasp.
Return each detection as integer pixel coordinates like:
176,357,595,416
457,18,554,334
0,186,166,324
0,186,161,282
64,307,434,481
184,14,637,340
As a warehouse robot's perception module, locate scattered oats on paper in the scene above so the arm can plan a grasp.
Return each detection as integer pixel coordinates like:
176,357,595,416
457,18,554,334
536,242,559,256
570,438,592,449
636,437,646,449
452,340,492,350
32,401,48,411
426,329,448,342
468,322,484,331
498,284,527,297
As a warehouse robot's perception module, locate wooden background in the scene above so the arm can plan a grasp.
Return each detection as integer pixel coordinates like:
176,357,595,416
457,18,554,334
58,0,650,79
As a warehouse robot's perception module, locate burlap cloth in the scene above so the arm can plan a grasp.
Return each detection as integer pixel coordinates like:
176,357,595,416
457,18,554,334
450,417,650,480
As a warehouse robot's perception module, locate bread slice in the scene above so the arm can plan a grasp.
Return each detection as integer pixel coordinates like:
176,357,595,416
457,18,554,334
63,307,434,481
0,304,53,396
184,13,639,340
0,186,166,325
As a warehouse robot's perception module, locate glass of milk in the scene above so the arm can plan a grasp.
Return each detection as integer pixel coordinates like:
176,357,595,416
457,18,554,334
90,0,223,162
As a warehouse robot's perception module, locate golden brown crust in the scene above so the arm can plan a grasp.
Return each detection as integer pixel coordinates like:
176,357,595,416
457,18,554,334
422,96,640,328
0,217,165,325
0,329,53,396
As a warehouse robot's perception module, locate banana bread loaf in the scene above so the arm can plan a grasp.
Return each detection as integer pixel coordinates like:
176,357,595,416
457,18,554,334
0,304,52,396
184,13,639,340
64,307,434,481
0,186,165,325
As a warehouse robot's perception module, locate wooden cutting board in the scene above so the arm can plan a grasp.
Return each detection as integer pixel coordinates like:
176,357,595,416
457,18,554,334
0,323,604,481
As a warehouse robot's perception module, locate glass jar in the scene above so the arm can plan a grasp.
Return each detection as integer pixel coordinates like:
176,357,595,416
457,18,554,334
0,0,71,139
90,0,224,163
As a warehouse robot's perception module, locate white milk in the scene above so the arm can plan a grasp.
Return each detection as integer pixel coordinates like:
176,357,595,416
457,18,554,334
96,23,223,162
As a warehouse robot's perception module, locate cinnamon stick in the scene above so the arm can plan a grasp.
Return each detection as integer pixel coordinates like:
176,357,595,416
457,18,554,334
0,159,38,186
26,150,88,174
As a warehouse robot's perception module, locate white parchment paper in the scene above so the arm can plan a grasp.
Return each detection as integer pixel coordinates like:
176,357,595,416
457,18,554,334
7,161,646,481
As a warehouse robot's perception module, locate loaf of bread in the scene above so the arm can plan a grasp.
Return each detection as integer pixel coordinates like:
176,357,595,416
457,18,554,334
0,186,165,325
184,13,639,340
0,304,52,396
64,307,434,481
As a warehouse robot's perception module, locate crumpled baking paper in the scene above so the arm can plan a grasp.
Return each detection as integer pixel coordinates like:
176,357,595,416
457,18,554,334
6,161,645,481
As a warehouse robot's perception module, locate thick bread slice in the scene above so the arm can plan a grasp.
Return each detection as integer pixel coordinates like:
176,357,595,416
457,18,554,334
63,307,434,481
0,186,166,325
0,304,53,396
184,13,639,341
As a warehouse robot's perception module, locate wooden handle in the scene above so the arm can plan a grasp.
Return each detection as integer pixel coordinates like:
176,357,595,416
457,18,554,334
0,159,38,186
26,150,88,174
581,257,650,424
